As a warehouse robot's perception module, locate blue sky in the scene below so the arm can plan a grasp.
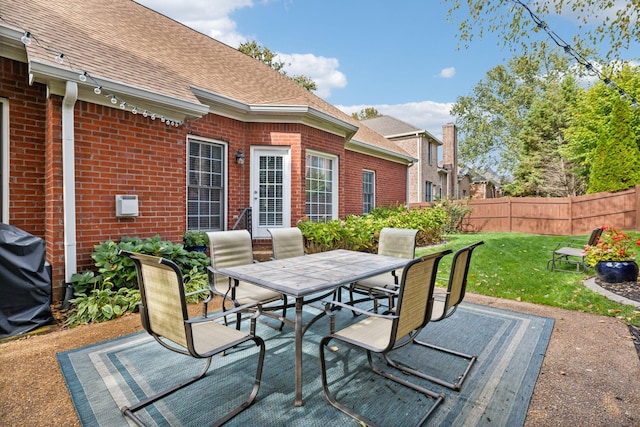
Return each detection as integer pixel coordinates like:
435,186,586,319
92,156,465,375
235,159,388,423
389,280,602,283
133,0,630,139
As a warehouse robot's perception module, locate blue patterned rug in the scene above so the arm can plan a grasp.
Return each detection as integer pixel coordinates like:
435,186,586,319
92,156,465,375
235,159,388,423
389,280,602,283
57,299,553,426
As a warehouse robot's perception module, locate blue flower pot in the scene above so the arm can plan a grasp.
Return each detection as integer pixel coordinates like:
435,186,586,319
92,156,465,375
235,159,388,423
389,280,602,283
595,261,639,283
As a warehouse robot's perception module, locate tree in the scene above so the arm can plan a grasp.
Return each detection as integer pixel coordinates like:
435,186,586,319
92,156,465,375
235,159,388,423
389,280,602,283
451,51,570,177
238,41,317,92
505,76,583,197
445,0,639,64
588,99,640,193
563,64,640,191
351,107,382,121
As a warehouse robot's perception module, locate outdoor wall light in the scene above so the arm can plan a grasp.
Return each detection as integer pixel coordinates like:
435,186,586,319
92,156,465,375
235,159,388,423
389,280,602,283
235,149,245,165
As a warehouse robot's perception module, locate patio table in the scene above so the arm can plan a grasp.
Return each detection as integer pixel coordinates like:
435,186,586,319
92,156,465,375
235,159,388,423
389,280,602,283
213,249,410,406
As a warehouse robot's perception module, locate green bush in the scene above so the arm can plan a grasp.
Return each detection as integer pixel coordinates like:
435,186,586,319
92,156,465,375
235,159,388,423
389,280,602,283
65,235,210,327
435,199,473,234
298,205,449,252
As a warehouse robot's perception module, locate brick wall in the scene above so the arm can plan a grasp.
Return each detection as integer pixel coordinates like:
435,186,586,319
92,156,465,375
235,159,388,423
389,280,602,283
1,59,48,236
2,56,410,301
343,150,407,216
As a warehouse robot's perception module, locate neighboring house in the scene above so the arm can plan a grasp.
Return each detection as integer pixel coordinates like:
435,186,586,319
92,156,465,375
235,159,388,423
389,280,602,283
457,169,473,199
361,116,441,203
468,169,503,199
0,0,415,301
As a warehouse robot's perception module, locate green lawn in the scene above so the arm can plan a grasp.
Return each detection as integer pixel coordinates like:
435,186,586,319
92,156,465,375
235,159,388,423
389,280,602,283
416,232,640,326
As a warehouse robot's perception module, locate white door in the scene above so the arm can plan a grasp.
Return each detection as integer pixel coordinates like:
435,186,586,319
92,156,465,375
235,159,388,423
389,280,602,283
250,147,291,238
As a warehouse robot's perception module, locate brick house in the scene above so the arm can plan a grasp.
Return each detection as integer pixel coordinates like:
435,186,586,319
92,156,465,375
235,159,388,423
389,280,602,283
361,116,441,203
0,0,415,301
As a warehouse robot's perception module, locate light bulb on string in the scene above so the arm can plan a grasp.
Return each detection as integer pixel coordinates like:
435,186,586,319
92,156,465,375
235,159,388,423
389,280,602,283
94,86,102,95
79,72,87,82
55,53,64,64
584,63,598,77
21,31,31,45
151,113,156,120
142,110,148,117
620,90,630,102
110,95,118,104
131,107,138,114
120,101,126,109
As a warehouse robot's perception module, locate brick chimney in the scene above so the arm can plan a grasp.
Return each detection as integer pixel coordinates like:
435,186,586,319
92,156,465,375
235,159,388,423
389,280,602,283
442,123,458,199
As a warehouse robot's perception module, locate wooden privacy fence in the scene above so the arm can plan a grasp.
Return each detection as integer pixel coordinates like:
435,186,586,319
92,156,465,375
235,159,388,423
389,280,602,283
411,185,640,236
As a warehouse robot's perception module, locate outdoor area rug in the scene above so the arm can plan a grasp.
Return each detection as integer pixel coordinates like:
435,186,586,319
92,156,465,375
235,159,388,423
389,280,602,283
57,299,554,426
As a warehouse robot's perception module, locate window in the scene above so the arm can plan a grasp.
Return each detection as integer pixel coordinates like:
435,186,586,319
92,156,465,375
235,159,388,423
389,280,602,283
305,151,337,222
427,141,432,165
187,138,225,230
363,170,375,214
0,99,6,222
425,180,433,202
258,155,284,227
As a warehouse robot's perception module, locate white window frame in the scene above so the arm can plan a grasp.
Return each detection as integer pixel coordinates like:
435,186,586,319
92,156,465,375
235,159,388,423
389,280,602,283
305,149,338,222
1,98,9,223
186,136,228,231
363,169,375,214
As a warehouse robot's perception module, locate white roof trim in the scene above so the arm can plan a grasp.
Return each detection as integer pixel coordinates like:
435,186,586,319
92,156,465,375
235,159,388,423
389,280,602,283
346,139,417,166
384,129,442,145
190,85,358,139
28,59,210,118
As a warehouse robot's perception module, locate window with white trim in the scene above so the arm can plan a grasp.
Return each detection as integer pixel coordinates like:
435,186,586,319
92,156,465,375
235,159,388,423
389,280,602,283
305,151,338,223
363,170,375,214
187,138,225,230
425,180,433,202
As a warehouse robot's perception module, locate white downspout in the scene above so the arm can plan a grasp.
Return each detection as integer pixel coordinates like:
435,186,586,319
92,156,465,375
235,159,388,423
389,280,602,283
62,81,78,283
406,161,412,208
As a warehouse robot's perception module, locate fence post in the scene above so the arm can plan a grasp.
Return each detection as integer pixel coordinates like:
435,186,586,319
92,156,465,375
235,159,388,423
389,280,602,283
635,185,640,231
569,196,573,235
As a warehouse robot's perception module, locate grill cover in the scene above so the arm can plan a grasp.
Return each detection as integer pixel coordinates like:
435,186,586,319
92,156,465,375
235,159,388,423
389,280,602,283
0,224,52,338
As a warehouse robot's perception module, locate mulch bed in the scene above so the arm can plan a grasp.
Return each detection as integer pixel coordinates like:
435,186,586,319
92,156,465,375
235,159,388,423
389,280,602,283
594,278,640,357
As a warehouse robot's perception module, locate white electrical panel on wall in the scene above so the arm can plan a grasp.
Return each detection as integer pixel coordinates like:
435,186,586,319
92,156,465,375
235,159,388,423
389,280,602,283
115,195,139,217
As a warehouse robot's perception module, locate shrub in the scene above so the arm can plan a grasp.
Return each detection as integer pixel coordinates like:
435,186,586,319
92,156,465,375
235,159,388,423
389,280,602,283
298,205,449,252
65,235,210,327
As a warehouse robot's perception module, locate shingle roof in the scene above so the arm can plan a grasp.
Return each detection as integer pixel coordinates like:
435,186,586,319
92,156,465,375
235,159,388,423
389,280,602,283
1,0,412,160
361,115,441,145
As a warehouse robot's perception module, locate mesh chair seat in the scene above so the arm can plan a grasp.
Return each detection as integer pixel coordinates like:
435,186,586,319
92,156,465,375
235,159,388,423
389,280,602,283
320,250,452,426
120,251,265,427
349,227,419,313
208,230,287,330
268,227,305,260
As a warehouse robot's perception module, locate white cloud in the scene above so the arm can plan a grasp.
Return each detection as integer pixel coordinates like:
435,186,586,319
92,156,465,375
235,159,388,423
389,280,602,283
135,0,254,47
277,53,347,98
136,0,455,136
336,101,455,140
439,67,456,79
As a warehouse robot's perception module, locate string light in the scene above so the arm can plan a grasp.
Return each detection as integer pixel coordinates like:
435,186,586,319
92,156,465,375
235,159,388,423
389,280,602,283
20,31,31,45
1,15,184,126
514,0,638,110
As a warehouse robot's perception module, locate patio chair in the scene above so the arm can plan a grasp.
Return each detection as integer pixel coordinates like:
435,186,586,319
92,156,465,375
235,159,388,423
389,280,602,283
120,251,265,427
398,241,485,391
319,249,452,427
348,227,419,313
207,230,287,330
267,227,305,259
546,227,602,273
